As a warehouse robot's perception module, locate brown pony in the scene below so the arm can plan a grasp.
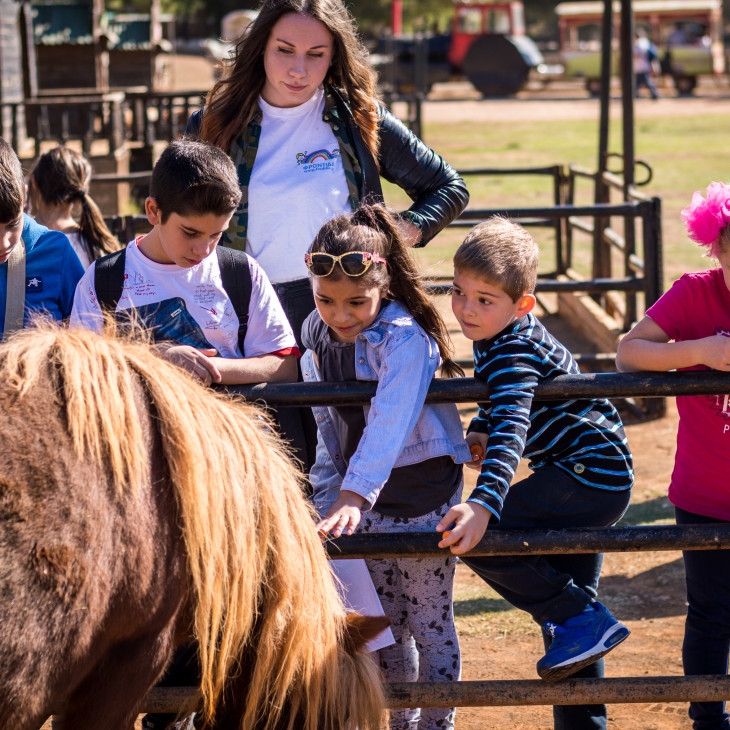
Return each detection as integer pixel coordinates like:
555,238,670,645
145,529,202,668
0,325,387,730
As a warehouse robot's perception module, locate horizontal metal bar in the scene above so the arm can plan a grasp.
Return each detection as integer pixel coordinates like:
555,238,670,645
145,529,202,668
567,216,595,234
456,167,561,177
629,253,645,273
92,171,152,183
628,186,651,202
223,370,730,408
602,170,625,191
386,676,730,708
603,227,625,251
426,277,645,296
448,218,552,229
458,203,643,221
569,164,597,179
132,675,730,713
325,524,730,559
25,93,126,105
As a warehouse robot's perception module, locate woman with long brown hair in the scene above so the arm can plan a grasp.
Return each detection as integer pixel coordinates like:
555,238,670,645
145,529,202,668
184,0,468,469
29,146,121,268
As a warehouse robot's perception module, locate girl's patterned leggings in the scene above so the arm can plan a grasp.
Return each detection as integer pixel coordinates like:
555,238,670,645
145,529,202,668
357,488,462,730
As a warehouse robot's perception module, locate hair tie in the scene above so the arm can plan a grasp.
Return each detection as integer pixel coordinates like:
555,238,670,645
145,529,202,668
681,182,730,257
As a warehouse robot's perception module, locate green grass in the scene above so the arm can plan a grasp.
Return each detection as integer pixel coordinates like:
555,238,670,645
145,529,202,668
382,114,729,286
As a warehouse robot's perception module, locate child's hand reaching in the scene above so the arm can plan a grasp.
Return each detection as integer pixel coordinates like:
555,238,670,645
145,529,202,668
436,502,491,555
465,432,488,471
316,490,367,538
159,345,221,385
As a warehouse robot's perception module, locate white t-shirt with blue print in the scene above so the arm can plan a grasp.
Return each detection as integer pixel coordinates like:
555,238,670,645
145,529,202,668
246,87,351,284
70,238,297,359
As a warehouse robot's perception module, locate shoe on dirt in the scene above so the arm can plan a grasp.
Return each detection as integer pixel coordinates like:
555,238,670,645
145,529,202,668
536,601,631,682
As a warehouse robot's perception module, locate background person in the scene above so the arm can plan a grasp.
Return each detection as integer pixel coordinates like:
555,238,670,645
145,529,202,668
0,138,84,338
184,0,469,469
617,182,730,730
71,139,298,387
440,218,634,730
29,146,120,269
634,28,660,100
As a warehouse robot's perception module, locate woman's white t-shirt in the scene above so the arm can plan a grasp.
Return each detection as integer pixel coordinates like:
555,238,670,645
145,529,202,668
70,238,297,359
247,87,352,284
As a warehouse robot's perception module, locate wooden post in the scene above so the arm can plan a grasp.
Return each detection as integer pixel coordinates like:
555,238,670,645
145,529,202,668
92,0,109,90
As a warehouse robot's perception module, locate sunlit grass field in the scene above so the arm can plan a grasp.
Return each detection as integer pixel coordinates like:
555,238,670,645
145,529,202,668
382,114,728,288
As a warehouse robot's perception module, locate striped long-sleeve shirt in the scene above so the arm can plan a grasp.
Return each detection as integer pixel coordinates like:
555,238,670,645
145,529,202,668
467,313,633,521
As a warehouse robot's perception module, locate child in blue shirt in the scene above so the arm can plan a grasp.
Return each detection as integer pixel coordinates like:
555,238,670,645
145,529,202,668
0,139,84,336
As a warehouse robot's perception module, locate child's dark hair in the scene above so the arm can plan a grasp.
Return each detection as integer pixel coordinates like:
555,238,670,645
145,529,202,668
0,138,25,224
30,146,120,260
309,203,464,378
150,140,242,223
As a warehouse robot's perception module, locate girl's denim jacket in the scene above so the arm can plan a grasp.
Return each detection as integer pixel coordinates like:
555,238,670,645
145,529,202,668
302,300,471,517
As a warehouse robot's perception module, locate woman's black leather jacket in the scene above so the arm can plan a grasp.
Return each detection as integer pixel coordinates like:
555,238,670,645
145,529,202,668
185,89,468,246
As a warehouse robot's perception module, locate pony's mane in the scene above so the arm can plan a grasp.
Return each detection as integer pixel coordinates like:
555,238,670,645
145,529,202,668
0,324,385,730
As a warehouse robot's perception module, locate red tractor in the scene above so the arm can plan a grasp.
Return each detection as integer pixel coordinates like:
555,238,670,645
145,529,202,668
375,0,543,97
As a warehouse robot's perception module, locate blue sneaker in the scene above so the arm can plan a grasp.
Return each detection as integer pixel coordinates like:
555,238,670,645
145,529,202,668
536,602,630,682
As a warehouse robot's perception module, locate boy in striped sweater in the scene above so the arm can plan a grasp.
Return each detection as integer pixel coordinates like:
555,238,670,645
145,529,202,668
436,218,633,730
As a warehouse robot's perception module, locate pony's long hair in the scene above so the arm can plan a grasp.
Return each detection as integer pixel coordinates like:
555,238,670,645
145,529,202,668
200,0,380,159
309,203,464,378
30,146,120,261
0,324,385,730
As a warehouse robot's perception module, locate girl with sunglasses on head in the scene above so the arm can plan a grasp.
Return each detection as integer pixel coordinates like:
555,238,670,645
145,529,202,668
301,204,471,730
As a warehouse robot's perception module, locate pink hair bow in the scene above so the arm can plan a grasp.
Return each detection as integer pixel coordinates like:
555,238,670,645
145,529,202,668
680,182,730,257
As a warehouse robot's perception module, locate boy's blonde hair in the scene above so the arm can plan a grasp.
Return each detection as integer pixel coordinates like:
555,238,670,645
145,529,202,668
454,217,539,302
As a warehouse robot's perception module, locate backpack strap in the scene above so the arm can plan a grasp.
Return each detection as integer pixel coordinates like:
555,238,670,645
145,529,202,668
3,237,26,341
216,246,252,356
94,248,127,314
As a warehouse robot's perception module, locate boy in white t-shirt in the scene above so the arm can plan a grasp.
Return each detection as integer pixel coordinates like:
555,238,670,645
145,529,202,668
71,140,298,384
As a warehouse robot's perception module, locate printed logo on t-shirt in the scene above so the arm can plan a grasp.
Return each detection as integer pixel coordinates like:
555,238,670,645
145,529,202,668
295,148,340,173
26,276,43,293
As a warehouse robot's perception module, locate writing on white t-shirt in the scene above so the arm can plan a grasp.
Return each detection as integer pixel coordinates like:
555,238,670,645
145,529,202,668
70,239,297,359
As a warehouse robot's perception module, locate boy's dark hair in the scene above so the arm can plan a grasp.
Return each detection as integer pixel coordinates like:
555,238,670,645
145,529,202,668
150,139,242,223
0,138,25,224
454,217,539,302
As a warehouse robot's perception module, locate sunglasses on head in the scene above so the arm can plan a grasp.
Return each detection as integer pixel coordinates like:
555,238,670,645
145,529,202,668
304,251,388,277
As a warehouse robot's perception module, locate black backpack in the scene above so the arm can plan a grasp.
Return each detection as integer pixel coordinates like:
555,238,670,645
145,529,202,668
94,246,253,356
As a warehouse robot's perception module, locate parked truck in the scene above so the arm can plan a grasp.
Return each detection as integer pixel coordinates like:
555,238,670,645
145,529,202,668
555,0,724,95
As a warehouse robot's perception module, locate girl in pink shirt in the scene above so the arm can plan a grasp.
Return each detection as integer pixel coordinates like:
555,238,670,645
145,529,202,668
617,182,730,730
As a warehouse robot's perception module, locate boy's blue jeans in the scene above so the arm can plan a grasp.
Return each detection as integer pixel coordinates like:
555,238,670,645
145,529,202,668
462,464,631,730
676,506,730,730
